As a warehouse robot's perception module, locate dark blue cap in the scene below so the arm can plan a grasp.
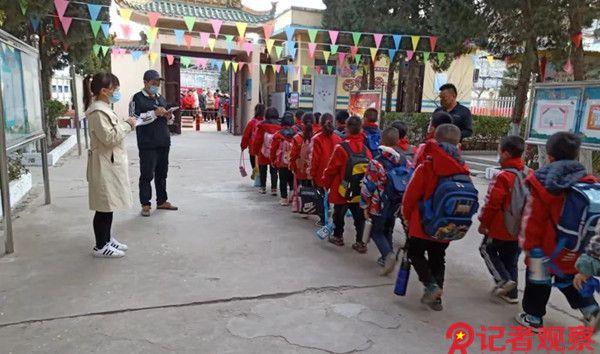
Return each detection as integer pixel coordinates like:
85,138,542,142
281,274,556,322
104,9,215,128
143,69,164,81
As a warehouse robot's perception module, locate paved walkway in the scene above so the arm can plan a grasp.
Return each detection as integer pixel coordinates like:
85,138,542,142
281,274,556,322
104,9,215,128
0,125,594,353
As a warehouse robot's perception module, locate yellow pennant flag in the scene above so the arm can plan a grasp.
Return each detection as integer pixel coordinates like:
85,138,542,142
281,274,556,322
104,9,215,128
302,65,310,75
323,51,330,64
411,35,420,50
232,62,239,72
147,27,159,44
224,60,231,70
208,37,216,51
149,52,158,64
370,47,378,60
266,39,275,54
119,8,133,22
486,55,494,64
235,22,248,38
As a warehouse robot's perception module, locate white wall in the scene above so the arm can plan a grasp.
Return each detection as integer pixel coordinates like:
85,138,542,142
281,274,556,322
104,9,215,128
111,52,152,118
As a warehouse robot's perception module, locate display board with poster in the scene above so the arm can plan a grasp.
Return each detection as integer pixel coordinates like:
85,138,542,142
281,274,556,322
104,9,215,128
313,75,336,115
526,82,600,149
348,90,382,119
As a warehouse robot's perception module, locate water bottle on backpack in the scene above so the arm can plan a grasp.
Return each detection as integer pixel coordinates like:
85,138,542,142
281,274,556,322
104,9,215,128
394,248,411,296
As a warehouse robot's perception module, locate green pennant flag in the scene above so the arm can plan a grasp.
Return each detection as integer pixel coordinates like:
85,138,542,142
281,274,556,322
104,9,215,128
260,63,267,74
307,28,318,43
355,54,362,64
19,0,27,15
352,32,361,46
302,65,310,75
275,46,283,58
437,52,445,62
224,34,234,43
330,44,338,54
92,44,100,56
90,21,101,38
101,46,109,56
423,51,430,62
181,56,191,67
327,65,333,75
184,16,195,32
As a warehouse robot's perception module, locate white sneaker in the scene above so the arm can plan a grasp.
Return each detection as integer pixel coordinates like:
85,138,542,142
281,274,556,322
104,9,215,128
110,237,128,251
280,198,289,206
92,244,125,258
380,253,398,276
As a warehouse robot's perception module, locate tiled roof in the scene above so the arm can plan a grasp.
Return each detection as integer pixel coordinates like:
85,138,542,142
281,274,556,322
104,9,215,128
119,0,274,24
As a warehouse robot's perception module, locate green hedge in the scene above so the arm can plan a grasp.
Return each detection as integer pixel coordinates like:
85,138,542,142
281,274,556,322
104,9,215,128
381,112,524,151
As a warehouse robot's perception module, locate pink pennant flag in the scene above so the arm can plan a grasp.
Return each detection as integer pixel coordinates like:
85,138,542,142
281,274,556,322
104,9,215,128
328,30,339,44
199,32,210,47
350,46,358,58
296,65,302,77
194,57,203,67
338,52,346,64
275,64,281,73
373,33,383,49
184,34,192,48
263,24,274,40
308,43,317,58
244,42,253,56
563,58,573,74
54,0,69,19
239,62,246,71
120,24,132,39
199,58,208,68
406,50,414,61
210,19,223,37
167,55,174,66
429,36,438,52
147,12,160,27
247,64,253,74
60,16,72,34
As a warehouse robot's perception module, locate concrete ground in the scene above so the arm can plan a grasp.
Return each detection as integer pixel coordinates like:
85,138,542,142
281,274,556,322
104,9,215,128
0,124,597,353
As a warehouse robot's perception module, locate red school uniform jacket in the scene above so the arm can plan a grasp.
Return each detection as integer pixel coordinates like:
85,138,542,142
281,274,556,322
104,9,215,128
269,127,296,168
310,131,342,188
240,116,264,155
401,142,470,242
252,120,281,166
289,125,321,180
479,157,528,241
519,161,597,275
322,133,373,205
398,137,417,156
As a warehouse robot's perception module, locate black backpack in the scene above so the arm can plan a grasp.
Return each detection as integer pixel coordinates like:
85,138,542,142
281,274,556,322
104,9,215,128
337,142,370,203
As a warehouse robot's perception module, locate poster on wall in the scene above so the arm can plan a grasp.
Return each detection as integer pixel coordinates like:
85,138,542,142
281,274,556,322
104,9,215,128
313,75,336,114
348,91,382,119
578,87,600,145
527,86,582,141
301,77,312,96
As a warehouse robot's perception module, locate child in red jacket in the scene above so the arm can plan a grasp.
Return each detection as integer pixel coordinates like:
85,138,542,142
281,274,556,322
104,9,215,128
402,124,469,311
270,112,296,205
478,136,528,304
252,107,281,195
240,104,266,172
391,121,416,158
413,111,453,167
323,116,372,253
290,113,319,186
362,108,382,158
516,132,599,331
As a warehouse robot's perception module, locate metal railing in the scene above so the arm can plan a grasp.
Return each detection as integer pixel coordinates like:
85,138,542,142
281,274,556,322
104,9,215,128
470,97,516,117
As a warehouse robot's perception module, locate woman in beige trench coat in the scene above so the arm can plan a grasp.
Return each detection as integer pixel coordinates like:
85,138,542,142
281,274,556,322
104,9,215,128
84,73,136,258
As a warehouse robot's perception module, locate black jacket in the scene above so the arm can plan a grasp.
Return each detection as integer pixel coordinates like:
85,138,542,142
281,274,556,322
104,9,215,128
435,103,473,139
129,90,171,149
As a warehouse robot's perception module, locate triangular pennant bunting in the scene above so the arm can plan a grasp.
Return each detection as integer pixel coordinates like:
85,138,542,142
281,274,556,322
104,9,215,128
208,37,216,51
423,52,430,62
60,16,72,34
352,32,361,46
266,39,275,54
120,24,132,39
275,64,281,73
174,29,184,45
232,62,239,72
184,16,195,32
119,8,132,21
350,46,358,58
90,21,101,38
393,34,402,49
243,42,253,56
87,3,102,21
429,36,438,52
330,44,338,54
184,34,192,48
486,55,494,64
329,30,339,45
388,49,396,61
92,44,100,56
338,52,346,64
226,40,234,54
308,29,318,43
323,51,330,64
308,43,317,58
54,0,69,19
302,65,310,75
373,33,383,49
572,32,583,48
210,19,223,37
181,56,191,67
369,47,378,60
285,26,295,41
224,60,231,70
199,32,209,47
283,65,289,74
275,46,283,59
327,65,333,75
263,24,273,40
147,12,160,27
101,23,110,38
30,16,40,32
236,22,248,38
149,52,158,64
215,60,223,71
132,51,142,61
437,52,446,62
287,41,296,57
355,54,362,64
471,54,478,65
167,55,175,65
261,63,267,74
411,36,420,50
19,0,27,15
147,27,159,44
406,50,414,61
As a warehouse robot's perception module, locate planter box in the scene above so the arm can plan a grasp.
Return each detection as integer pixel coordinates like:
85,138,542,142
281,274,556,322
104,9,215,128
23,134,77,166
0,172,32,217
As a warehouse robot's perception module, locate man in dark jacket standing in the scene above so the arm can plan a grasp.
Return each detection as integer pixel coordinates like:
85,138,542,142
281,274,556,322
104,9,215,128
129,70,178,217
434,83,473,140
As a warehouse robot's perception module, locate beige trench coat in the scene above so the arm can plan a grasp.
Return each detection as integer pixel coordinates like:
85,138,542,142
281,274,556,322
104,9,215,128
86,100,133,212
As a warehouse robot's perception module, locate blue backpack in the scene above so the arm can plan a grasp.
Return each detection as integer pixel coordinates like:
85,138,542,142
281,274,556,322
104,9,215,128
378,156,413,217
364,128,381,157
553,183,600,259
420,174,479,241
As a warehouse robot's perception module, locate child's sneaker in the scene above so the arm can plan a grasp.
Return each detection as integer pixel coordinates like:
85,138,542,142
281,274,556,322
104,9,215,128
271,188,278,196
493,280,517,297
421,284,443,306
429,298,443,311
352,242,368,254
376,257,385,267
381,253,397,276
583,309,600,333
109,237,128,251
328,236,344,247
280,198,289,206
92,244,125,258
515,312,542,333
260,188,267,194
499,295,519,304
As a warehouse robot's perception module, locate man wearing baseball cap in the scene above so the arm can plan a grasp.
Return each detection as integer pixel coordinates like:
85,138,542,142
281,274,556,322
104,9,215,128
129,69,178,217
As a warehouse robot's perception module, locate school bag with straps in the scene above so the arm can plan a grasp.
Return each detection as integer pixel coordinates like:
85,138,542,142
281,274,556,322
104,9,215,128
261,131,275,158
296,137,312,177
420,174,479,241
502,167,530,238
364,128,381,157
338,142,370,203
275,128,295,167
377,155,413,218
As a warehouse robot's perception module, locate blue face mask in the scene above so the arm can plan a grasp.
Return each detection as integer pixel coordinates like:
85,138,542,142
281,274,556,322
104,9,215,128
149,85,160,95
110,90,121,104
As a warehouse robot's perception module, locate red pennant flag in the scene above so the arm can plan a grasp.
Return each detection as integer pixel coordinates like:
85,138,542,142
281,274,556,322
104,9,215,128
263,24,274,40
167,55,175,66
571,32,583,48
147,12,160,27
53,15,61,31
429,36,438,52
184,34,192,48
121,24,132,39
563,58,573,74
308,43,317,58
350,46,358,58
60,16,72,34
54,0,69,19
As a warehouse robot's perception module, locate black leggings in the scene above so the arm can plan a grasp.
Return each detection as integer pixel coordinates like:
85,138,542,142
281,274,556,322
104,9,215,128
278,167,294,198
259,164,278,190
93,211,113,249
250,155,256,169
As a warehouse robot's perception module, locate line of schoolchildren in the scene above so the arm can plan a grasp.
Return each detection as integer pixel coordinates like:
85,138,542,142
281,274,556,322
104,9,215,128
241,103,600,332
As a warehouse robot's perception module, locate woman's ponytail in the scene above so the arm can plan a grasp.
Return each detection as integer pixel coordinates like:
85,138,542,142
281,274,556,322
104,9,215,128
83,75,93,110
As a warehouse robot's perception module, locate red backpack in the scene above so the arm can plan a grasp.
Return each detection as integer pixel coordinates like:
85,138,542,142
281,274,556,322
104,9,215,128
296,138,312,177
276,139,293,167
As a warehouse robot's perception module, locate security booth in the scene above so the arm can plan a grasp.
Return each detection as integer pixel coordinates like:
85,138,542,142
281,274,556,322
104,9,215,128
0,29,51,255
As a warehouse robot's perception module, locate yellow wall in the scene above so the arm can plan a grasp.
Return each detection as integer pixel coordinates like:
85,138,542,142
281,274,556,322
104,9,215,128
421,56,474,112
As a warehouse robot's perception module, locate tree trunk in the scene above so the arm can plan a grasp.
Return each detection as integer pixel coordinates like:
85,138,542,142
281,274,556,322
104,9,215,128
404,61,419,112
568,1,585,81
395,62,404,112
385,59,397,113
368,58,375,90
360,64,368,90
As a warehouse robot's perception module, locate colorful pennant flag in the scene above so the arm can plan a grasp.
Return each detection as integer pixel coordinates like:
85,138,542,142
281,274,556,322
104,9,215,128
352,32,361,46
323,51,330,64
100,46,109,56
101,23,110,38
224,60,231,70
285,26,295,41
92,44,100,56
243,42,253,56
149,52,158,64
119,8,132,22
210,19,223,37
147,12,160,27
370,47,378,60
470,54,478,65
329,30,339,45
411,36,420,50
308,43,317,58
388,49,396,61
174,29,184,45
437,52,446,62
330,44,339,54
308,29,318,43
19,0,27,15
167,54,175,65
338,52,346,64
225,36,234,54
373,33,383,49
275,46,283,59
572,32,583,48
147,27,159,44
199,32,209,47
274,64,281,73
302,65,310,75
327,66,333,75
121,24,132,39
486,55,494,64
232,62,239,72
208,37,216,51
215,60,223,71
266,39,275,54
283,65,290,74
406,50,414,61
184,16,195,32
429,36,438,52
86,3,102,21
30,16,40,32
54,0,69,19
181,56,191,67
350,46,358,58
263,24,274,40
236,22,248,38
132,51,142,61
423,51,430,62
393,34,402,49
287,41,297,57
60,16,72,34
260,63,267,74
563,58,573,74
355,54,362,64
90,21,101,38
184,34,192,48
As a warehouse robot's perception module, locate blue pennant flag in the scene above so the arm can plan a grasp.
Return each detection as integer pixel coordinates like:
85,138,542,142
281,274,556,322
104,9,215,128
226,41,234,54
215,60,223,71
174,29,184,45
30,16,40,32
283,64,289,74
131,51,143,61
287,41,297,58
87,3,102,21
388,49,397,60
101,23,110,38
393,35,402,49
285,26,295,41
